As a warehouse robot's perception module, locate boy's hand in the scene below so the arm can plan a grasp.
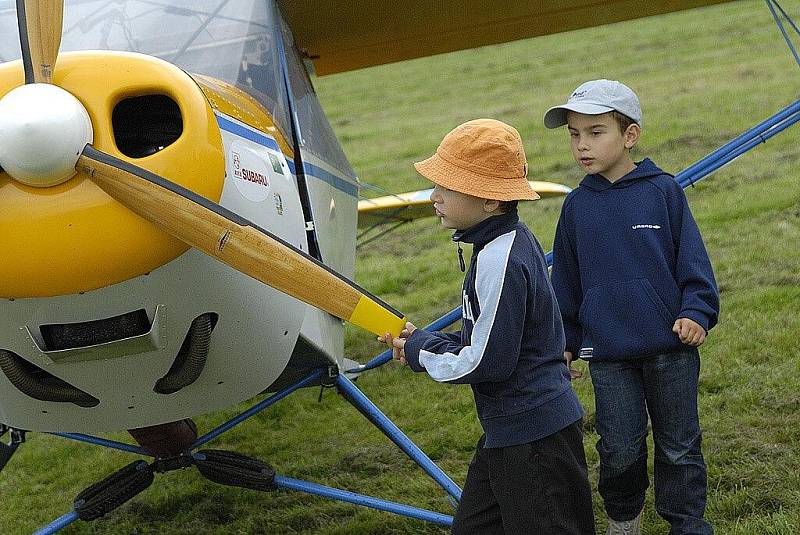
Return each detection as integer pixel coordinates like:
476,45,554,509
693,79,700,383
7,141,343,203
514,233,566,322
673,318,706,346
399,322,416,339
564,351,583,380
391,322,416,365
392,337,407,365
378,323,416,366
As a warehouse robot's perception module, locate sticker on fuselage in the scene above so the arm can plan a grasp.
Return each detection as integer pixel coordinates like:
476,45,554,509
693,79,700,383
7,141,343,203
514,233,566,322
269,153,284,175
230,140,273,203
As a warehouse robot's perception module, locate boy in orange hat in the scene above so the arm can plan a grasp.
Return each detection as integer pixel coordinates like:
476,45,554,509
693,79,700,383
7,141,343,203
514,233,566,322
383,119,595,534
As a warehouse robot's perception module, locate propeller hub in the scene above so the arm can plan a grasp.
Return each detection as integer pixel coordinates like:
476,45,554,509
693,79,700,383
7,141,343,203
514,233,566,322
0,83,93,187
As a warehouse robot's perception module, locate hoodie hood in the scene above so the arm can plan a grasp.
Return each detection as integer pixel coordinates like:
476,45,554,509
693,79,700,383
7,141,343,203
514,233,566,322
579,158,668,192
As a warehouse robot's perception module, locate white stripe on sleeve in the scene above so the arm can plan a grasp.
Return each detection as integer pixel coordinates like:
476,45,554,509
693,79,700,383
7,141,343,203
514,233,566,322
419,230,516,382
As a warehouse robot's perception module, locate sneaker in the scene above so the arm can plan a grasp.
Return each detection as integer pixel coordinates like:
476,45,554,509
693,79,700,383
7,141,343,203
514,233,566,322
606,509,642,535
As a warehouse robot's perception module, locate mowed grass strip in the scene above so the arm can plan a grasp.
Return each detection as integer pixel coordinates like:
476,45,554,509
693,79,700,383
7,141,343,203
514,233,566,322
2,1,799,533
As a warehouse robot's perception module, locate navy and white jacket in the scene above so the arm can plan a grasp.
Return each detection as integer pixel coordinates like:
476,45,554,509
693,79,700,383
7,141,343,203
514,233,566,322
551,159,719,361
404,210,584,448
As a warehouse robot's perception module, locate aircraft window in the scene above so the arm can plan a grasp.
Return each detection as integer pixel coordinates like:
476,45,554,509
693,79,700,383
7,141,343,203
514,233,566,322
280,17,357,181
0,0,292,142
112,95,183,158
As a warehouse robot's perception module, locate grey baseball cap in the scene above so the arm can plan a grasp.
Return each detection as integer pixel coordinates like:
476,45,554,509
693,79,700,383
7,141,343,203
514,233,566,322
544,79,642,129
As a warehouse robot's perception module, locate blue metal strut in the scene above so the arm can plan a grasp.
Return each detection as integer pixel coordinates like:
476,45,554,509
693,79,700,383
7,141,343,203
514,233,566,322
336,373,462,502
766,0,800,68
34,366,458,533
192,369,323,449
33,512,79,535
274,475,453,526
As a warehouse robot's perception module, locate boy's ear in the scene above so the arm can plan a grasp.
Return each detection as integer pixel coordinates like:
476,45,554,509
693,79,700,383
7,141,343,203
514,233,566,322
483,199,501,213
624,123,641,149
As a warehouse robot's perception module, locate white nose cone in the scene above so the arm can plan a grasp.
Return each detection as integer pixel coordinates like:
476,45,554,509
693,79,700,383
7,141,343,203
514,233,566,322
0,84,94,187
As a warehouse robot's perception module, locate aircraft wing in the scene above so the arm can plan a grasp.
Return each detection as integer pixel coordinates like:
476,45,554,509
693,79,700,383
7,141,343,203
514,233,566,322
358,181,572,228
278,0,736,75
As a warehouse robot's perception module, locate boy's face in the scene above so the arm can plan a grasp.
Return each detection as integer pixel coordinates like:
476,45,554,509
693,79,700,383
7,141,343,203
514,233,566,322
566,111,640,181
429,184,498,230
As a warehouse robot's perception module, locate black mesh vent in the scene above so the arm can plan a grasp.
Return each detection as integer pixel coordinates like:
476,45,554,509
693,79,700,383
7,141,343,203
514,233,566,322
154,313,218,395
40,309,151,351
0,349,100,407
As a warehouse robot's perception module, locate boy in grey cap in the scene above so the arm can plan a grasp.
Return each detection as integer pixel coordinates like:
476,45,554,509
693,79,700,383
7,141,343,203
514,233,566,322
545,79,719,535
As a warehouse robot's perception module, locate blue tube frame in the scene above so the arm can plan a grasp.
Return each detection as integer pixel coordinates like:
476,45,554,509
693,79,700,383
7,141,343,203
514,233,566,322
766,0,800,67
33,512,79,535
48,433,149,456
677,109,800,188
677,99,800,186
274,475,453,526
192,369,322,449
336,374,462,502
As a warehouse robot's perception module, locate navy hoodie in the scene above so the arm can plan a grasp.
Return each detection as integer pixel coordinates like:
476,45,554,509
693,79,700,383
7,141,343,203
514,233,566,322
551,159,719,361
404,210,584,448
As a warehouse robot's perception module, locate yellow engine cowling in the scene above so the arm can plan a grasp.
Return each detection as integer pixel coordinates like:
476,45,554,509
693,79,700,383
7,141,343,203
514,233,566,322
0,51,225,298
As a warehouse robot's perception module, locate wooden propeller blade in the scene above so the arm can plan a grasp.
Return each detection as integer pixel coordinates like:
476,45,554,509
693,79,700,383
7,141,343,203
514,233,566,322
16,0,63,84
76,145,406,338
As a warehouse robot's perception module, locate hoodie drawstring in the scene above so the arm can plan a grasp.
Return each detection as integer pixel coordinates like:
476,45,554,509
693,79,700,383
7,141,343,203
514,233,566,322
457,242,465,272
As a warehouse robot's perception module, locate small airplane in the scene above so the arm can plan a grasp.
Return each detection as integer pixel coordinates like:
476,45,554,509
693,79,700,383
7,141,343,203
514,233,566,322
1,0,796,531
0,0,580,445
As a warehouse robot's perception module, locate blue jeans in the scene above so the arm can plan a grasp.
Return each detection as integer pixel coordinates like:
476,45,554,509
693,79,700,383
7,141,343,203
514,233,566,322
589,349,712,535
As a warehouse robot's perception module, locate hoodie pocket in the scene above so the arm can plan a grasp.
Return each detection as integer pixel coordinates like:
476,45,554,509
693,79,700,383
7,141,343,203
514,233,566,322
579,279,678,359
472,383,504,418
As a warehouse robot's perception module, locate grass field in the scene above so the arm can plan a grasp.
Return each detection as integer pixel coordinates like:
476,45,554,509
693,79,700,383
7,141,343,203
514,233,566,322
2,0,800,533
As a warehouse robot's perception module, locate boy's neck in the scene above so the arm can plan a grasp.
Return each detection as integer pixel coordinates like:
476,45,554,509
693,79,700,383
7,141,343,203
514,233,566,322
453,210,519,247
455,210,505,231
600,157,637,183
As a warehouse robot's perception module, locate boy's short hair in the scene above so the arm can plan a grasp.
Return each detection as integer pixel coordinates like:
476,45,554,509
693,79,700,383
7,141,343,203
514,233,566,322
610,110,636,133
414,119,540,202
543,79,642,129
498,200,519,213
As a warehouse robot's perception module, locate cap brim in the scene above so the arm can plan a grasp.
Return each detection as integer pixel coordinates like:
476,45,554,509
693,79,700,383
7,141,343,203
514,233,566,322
414,154,540,201
543,102,615,128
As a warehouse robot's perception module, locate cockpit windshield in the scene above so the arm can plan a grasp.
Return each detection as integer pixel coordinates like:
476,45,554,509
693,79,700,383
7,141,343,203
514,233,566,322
0,0,290,138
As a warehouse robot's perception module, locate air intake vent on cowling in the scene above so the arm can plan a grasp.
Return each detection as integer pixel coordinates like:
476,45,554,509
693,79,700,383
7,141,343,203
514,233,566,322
0,349,99,407
112,94,183,158
154,313,218,395
40,309,151,351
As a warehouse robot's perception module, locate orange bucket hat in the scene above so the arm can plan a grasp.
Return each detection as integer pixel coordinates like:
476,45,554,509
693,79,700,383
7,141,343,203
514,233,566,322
414,119,540,201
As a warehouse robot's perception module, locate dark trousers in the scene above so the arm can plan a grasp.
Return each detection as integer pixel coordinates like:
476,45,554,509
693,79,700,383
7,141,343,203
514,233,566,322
589,348,712,535
451,421,596,535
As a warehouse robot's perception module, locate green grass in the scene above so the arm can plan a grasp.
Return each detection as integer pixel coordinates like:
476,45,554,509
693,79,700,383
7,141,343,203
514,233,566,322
2,0,800,533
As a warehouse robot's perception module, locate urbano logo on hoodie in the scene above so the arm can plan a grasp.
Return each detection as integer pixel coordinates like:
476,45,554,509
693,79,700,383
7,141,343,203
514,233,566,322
632,224,661,230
